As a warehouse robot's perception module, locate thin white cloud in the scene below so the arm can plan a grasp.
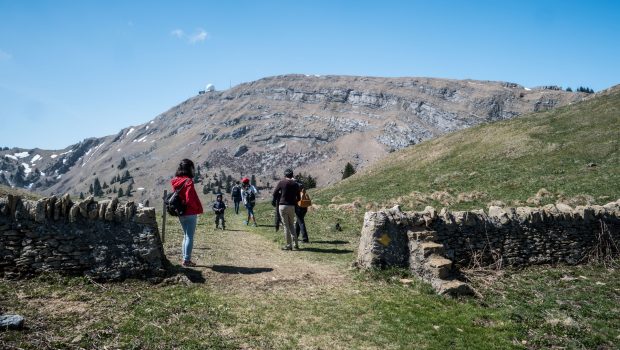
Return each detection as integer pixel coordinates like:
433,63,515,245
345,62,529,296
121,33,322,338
189,28,208,43
0,50,11,61
170,29,185,38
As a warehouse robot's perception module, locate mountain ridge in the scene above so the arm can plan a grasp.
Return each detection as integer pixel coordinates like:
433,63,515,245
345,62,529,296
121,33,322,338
0,74,588,203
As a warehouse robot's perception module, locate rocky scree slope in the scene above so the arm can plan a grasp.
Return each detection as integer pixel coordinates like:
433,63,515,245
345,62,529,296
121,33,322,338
0,75,584,203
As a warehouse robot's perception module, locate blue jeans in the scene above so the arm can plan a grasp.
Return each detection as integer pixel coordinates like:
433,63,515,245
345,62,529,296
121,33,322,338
246,204,255,218
179,214,198,262
234,199,241,214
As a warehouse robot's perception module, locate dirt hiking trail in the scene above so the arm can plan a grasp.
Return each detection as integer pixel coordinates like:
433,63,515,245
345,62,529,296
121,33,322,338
175,225,351,296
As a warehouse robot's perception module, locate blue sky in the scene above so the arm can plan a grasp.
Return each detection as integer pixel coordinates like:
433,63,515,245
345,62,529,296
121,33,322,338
1,0,619,149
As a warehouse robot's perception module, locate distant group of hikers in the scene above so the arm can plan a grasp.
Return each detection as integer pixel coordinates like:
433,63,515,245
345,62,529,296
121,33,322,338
169,159,311,267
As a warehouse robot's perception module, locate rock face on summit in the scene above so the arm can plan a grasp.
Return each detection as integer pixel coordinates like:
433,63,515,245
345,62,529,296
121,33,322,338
0,75,584,202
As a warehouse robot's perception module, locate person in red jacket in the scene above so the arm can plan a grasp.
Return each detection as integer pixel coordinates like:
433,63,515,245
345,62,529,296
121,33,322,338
170,159,203,267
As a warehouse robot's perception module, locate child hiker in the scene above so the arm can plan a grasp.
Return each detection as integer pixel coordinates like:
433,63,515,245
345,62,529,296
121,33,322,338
212,193,227,230
241,177,258,226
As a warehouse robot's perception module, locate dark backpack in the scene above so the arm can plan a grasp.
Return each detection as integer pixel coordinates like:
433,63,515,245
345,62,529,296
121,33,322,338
165,179,189,216
245,189,256,206
232,186,241,198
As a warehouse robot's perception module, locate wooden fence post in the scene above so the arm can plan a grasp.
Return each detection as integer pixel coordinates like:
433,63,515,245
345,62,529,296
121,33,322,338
161,190,167,243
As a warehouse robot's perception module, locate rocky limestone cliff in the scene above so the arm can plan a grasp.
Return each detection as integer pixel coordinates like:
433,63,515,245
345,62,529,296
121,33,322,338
0,75,585,203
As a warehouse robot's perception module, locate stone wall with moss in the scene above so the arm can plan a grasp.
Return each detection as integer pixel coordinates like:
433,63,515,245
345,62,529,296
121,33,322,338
0,194,166,281
357,200,620,295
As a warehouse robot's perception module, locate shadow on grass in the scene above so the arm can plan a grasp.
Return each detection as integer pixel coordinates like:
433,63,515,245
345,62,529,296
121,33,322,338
311,240,350,245
301,247,353,254
211,265,273,275
178,267,207,283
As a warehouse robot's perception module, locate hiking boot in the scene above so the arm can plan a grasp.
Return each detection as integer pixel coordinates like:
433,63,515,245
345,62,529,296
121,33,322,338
244,221,249,225
253,222,257,227
281,245,292,251
182,260,197,267
293,243,299,250
302,239,309,243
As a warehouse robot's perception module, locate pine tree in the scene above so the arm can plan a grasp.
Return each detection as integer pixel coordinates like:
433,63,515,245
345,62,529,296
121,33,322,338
118,187,124,197
194,165,202,183
342,162,356,179
113,186,117,194
225,181,232,193
121,170,131,183
251,174,257,186
566,87,572,92
79,192,85,199
13,165,26,187
89,183,94,194
118,157,127,169
203,185,208,195
93,178,103,197
126,183,133,197
102,181,109,189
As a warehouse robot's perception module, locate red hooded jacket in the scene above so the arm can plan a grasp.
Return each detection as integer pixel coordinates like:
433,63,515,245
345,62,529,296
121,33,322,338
170,176,203,216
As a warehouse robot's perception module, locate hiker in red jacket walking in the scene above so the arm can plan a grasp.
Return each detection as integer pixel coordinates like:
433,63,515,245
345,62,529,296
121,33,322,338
170,159,203,267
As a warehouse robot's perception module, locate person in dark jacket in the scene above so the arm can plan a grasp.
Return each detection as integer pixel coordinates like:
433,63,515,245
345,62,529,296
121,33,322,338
295,183,310,243
170,159,203,267
241,177,258,227
231,181,242,214
272,168,301,250
212,193,226,230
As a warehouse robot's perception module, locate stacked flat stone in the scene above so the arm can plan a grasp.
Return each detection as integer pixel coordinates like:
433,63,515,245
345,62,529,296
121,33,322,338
357,200,620,296
0,194,165,281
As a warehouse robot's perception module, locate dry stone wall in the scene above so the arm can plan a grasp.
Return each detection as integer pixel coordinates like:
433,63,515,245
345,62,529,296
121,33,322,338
0,194,166,281
357,200,620,295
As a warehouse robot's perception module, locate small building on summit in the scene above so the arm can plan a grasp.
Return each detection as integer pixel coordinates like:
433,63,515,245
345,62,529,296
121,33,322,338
199,84,215,95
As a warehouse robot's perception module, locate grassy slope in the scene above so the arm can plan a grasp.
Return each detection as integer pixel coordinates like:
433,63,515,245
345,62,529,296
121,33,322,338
317,89,620,210
0,184,42,200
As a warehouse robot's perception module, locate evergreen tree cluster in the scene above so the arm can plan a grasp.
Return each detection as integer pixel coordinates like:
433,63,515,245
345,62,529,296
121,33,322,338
9,164,42,188
575,86,594,94
294,173,317,189
88,166,134,199
110,170,132,184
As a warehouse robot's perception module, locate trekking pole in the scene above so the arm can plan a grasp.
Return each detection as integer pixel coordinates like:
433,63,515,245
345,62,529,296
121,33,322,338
161,190,167,243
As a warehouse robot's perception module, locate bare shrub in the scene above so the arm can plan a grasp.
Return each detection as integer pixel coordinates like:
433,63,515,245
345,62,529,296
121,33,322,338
586,220,620,268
